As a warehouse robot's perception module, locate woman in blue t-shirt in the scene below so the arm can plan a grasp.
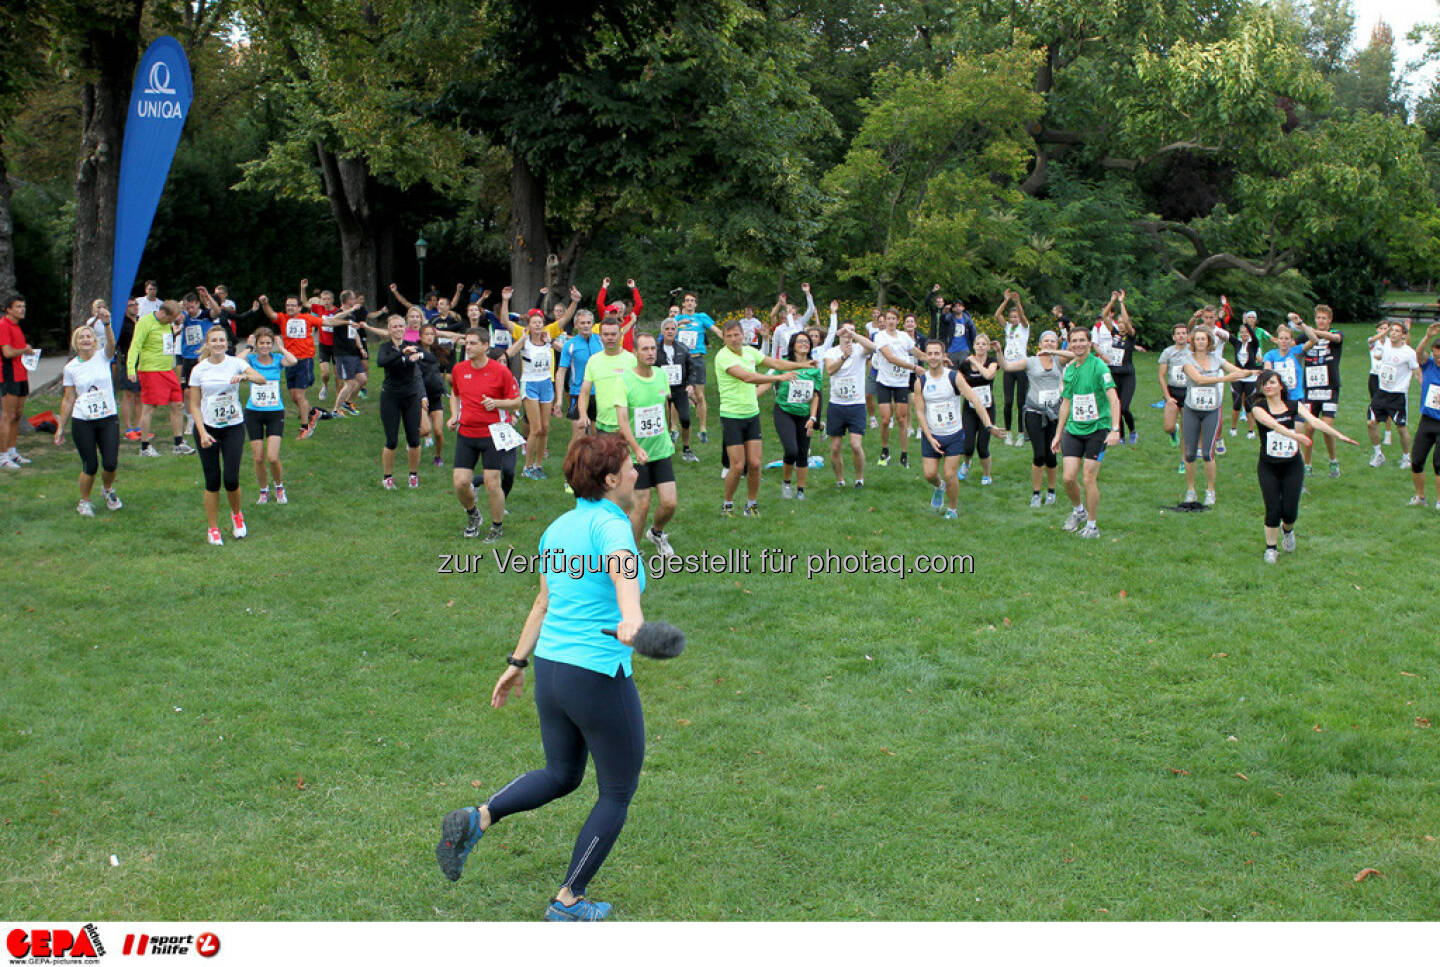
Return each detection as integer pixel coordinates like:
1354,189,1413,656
434,433,647,922
243,326,296,504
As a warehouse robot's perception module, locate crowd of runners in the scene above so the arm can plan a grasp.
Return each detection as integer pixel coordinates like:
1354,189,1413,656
4,281,1439,561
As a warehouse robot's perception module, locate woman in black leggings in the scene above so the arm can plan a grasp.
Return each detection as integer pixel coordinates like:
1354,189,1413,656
55,324,123,516
1250,370,1356,563
771,330,823,499
1104,292,1141,442
435,433,647,922
376,314,424,489
958,332,999,485
188,326,266,545
1001,329,1063,507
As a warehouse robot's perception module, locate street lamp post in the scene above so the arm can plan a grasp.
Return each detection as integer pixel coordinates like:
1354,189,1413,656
415,233,428,301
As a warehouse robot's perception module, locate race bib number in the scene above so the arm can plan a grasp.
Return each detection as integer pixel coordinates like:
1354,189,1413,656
1071,392,1099,422
251,380,281,409
833,375,861,402
663,364,683,387
1307,388,1332,401
787,380,814,404
1378,365,1398,390
1426,383,1440,412
77,387,115,420
1037,388,1060,407
184,323,203,347
1170,366,1187,386
162,332,176,355
677,330,698,350
1278,362,1296,389
1104,346,1125,367
1304,365,1328,388
203,390,241,427
1004,344,1024,362
972,385,993,409
634,403,666,438
348,325,359,342
492,329,511,348
285,318,308,340
523,349,552,381
884,360,908,383
928,399,959,430
1189,386,1219,411
1266,433,1299,459
491,421,525,451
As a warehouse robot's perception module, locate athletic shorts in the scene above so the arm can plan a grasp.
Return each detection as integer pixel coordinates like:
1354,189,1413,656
317,343,334,363
523,379,555,403
138,369,183,405
335,354,365,381
865,367,878,397
1061,428,1108,461
687,359,707,386
721,414,762,448
875,383,910,405
1368,390,1408,426
635,456,676,490
178,357,200,384
1304,388,1337,417
287,357,315,390
1166,385,1187,407
567,395,598,421
1231,381,1256,410
454,432,502,472
1,379,28,398
244,409,285,440
423,381,447,411
112,361,140,393
921,428,966,460
826,402,866,438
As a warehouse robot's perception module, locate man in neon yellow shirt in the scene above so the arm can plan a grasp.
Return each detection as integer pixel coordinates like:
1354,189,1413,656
714,319,810,517
126,300,193,456
614,332,679,556
576,318,638,433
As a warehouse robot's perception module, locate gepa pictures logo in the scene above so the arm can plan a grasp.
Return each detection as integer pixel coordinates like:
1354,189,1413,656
6,924,104,962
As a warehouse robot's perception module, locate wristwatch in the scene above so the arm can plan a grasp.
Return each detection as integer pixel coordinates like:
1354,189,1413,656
506,655,528,669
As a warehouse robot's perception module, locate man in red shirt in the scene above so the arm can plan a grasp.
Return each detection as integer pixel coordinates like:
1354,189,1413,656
448,327,523,542
301,277,339,402
0,295,33,469
597,277,643,351
259,294,323,435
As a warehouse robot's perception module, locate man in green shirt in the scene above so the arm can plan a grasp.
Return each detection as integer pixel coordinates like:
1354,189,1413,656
714,319,810,517
1050,326,1121,539
576,318,638,433
126,300,194,457
615,332,679,557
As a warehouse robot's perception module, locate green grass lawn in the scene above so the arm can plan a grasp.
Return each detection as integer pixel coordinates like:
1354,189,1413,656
3,324,1437,920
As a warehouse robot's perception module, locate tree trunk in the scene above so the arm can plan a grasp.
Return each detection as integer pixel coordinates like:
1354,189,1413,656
0,148,15,300
317,143,379,306
509,151,550,306
876,277,889,308
69,4,145,331
1020,43,1058,197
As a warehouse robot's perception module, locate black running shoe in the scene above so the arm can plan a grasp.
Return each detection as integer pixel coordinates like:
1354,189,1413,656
436,807,483,882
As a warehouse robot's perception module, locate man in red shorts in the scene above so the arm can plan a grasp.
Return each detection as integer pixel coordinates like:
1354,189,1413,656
127,299,194,456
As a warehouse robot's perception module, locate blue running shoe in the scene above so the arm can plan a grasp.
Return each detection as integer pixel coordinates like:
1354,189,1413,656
958,462,969,481
545,896,612,922
930,485,945,510
436,806,482,881
941,508,958,520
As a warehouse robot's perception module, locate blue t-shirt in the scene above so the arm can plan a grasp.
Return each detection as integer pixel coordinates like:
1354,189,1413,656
1263,345,1305,401
558,333,603,385
177,313,208,360
677,313,715,356
1420,358,1440,421
244,352,287,411
534,499,647,677
947,311,973,354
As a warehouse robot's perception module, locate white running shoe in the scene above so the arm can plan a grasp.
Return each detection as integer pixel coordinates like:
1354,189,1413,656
1399,453,1411,471
1077,522,1100,538
1062,508,1087,532
275,484,288,505
1264,547,1278,564
11,452,31,465
1408,495,1425,506
1229,428,1237,437
1281,530,1296,553
0,455,17,470
174,442,196,455
1029,493,1042,509
232,512,247,539
77,499,95,517
1369,451,1385,469
1044,491,1056,505
1203,490,1216,507
782,481,794,499
1246,430,1255,440
869,416,879,429
1184,489,1197,504
645,528,677,559
103,489,122,511
207,527,224,546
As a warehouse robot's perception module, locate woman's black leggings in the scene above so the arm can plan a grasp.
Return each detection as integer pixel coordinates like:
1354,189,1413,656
1112,370,1136,435
381,389,422,450
1412,415,1440,474
962,403,995,460
1002,369,1028,431
1257,458,1304,528
486,657,645,898
195,423,245,492
1025,410,1058,468
72,416,119,476
669,387,691,430
773,408,811,466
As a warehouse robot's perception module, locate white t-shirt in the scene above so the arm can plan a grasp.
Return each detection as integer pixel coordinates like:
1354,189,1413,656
919,369,964,436
1373,342,1419,395
520,338,554,383
824,344,869,406
189,354,248,428
63,352,118,421
1003,323,1029,362
136,296,164,318
739,315,764,348
872,330,915,388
